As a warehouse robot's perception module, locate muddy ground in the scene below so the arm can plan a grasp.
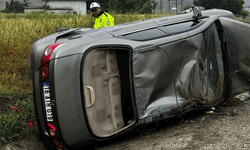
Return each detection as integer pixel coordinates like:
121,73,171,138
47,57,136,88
1,97,250,150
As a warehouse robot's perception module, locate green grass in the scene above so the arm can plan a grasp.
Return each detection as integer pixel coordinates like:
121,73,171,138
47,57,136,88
0,12,166,146
0,97,35,144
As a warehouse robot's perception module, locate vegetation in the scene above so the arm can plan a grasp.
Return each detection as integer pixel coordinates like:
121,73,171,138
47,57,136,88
0,98,35,144
193,0,244,14
241,9,249,21
5,0,29,13
87,0,157,14
0,12,165,146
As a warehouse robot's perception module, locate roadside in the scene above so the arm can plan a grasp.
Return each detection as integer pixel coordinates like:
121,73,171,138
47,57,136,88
93,99,250,150
2,134,45,150
1,97,250,150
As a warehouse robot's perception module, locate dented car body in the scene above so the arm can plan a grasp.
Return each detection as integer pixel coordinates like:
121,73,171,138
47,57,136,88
29,7,250,149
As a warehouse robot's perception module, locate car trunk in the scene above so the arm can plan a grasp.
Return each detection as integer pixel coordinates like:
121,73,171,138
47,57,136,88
82,48,135,137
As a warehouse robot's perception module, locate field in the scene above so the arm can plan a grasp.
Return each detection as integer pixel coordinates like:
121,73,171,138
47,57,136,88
0,12,166,145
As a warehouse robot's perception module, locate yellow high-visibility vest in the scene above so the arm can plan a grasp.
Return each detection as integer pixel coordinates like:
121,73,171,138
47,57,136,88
94,12,114,29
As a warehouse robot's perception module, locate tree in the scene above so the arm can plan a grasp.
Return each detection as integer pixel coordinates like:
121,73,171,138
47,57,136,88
193,0,244,14
88,0,157,14
108,0,157,14
5,0,29,13
241,9,248,21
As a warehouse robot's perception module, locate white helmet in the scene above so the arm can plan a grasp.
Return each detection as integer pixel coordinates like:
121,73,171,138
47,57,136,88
90,2,101,10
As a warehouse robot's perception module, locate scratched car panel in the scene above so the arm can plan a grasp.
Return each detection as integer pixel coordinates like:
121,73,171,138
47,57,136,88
29,7,250,149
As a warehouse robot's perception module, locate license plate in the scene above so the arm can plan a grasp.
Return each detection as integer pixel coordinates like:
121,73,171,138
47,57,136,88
43,83,53,122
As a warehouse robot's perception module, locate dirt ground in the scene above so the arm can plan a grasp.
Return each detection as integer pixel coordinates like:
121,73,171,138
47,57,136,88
0,97,18,113
1,97,250,150
93,99,250,150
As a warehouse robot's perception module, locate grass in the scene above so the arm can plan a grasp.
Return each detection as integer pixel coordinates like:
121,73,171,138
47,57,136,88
0,12,166,146
0,97,35,144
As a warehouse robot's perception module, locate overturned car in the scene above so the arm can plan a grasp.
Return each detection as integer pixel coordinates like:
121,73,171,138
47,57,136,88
29,7,250,149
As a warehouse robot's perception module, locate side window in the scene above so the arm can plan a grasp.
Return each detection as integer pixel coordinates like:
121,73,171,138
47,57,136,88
159,21,197,34
117,28,166,41
159,18,208,35
203,22,222,54
117,18,208,41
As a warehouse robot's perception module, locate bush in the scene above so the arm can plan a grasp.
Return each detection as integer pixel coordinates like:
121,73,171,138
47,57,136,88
5,0,29,13
241,9,248,21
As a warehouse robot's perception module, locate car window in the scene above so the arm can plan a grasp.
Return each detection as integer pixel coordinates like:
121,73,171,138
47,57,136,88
117,18,208,41
159,21,199,34
117,28,166,41
159,18,208,35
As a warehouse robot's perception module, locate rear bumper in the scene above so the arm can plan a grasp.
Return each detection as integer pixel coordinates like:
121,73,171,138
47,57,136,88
31,55,94,149
51,54,93,148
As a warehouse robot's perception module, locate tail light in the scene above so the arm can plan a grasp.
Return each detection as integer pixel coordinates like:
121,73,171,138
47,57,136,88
47,123,63,149
41,43,65,81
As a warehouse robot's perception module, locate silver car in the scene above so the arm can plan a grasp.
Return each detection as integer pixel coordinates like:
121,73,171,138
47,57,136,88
29,7,250,149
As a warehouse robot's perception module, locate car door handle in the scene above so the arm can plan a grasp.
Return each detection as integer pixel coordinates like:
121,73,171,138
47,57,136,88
85,86,96,108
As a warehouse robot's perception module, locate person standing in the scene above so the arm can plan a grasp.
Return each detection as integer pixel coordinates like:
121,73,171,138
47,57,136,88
90,2,115,29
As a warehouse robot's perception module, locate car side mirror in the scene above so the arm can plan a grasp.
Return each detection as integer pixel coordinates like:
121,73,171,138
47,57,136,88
192,6,202,18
